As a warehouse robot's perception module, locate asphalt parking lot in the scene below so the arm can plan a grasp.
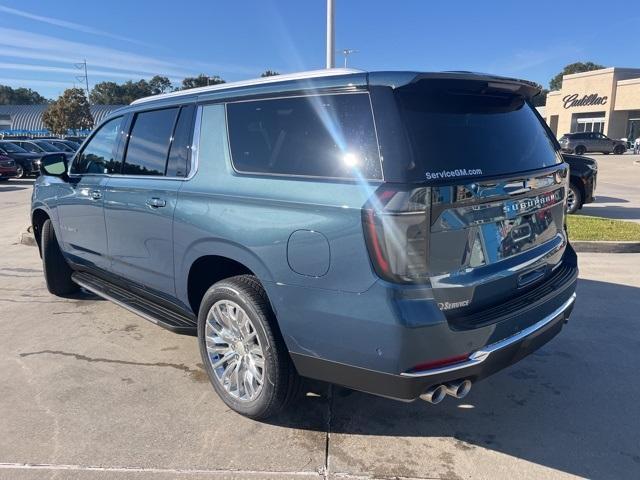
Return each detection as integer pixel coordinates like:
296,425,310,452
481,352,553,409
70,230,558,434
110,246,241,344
1,176,640,480
580,152,640,222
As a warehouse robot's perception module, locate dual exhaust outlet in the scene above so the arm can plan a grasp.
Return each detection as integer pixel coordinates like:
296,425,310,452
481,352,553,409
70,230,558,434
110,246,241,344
420,379,472,404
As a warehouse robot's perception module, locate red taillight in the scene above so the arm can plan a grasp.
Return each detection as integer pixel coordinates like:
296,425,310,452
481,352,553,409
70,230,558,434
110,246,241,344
361,185,430,284
410,353,470,373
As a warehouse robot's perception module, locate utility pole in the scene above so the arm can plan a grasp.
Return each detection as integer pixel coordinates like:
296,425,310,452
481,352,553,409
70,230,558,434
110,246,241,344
341,48,358,68
74,59,90,101
326,0,335,68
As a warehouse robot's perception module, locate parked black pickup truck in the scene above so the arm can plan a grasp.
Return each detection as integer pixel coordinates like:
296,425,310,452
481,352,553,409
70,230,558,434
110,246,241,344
562,153,597,214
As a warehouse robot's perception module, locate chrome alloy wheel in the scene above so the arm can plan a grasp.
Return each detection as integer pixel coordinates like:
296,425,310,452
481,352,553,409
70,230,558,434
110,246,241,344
566,187,577,212
205,300,265,402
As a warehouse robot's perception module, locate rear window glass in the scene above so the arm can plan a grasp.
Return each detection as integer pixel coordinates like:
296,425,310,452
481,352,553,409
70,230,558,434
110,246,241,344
226,93,382,180
395,84,559,181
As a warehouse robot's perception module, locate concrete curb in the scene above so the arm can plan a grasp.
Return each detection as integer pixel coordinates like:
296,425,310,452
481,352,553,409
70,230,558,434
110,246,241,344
19,226,36,247
573,240,640,253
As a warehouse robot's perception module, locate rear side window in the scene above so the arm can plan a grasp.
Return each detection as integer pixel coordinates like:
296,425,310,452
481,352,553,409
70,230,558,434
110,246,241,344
226,93,382,180
395,82,560,181
72,116,123,174
123,108,178,176
166,105,195,177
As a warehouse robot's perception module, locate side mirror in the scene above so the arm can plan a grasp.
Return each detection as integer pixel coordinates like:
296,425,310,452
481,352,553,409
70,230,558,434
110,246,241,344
41,153,68,178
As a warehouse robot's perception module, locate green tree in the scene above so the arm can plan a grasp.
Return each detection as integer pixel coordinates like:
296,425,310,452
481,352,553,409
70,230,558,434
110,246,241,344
89,81,121,104
260,70,280,77
42,88,94,135
549,62,606,91
0,85,49,104
118,80,153,103
149,75,173,95
181,74,225,90
90,79,153,104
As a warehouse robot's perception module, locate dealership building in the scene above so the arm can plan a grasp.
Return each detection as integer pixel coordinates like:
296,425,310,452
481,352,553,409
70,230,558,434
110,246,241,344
539,67,640,141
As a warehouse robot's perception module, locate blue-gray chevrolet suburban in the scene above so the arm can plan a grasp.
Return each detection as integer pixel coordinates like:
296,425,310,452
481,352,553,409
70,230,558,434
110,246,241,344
32,69,577,419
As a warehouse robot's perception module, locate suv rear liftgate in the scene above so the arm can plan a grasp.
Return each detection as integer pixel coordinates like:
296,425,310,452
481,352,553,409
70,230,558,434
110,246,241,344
357,75,578,399
428,165,577,334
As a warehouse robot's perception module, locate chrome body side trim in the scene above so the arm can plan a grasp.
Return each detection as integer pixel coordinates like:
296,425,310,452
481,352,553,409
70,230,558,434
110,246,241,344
401,292,576,378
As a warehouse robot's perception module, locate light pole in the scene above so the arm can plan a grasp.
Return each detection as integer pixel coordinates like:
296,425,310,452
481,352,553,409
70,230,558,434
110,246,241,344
326,0,335,68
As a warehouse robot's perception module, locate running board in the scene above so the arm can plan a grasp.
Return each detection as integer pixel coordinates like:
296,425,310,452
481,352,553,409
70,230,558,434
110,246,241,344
71,272,197,335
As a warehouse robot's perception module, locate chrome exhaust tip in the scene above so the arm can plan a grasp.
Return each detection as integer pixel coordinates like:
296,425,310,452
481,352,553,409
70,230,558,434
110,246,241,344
444,380,472,399
420,385,446,404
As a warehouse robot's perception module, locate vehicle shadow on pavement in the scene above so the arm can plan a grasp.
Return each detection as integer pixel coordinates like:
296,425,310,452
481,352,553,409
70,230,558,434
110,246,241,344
267,278,640,480
593,195,629,203
0,185,28,193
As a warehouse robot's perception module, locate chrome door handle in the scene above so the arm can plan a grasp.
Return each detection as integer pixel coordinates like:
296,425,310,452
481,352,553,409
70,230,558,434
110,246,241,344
146,197,166,208
89,190,102,200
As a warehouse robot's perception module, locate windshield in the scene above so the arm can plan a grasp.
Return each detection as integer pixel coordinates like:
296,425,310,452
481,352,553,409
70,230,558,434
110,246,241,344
395,82,560,182
0,142,28,153
34,141,60,152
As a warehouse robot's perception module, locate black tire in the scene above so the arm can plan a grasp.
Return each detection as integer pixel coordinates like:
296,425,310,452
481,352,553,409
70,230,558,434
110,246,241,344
574,146,586,156
198,275,300,419
41,219,79,296
613,145,625,155
15,165,24,179
566,183,582,214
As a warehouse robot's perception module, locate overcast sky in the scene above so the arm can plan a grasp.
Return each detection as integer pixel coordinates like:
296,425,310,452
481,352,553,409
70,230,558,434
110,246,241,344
0,0,637,98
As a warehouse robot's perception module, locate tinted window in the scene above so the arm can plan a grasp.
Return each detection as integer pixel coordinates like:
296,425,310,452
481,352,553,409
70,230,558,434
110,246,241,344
395,83,560,181
72,117,123,174
166,105,194,177
20,142,43,153
50,141,74,152
226,93,382,180
123,108,178,176
0,142,28,153
34,141,59,152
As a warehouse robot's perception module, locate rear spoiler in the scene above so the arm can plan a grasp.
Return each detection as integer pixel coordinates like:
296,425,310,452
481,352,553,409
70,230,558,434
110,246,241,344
368,71,541,100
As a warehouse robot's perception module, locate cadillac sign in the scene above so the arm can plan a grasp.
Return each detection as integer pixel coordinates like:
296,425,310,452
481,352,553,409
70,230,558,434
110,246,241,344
563,93,608,109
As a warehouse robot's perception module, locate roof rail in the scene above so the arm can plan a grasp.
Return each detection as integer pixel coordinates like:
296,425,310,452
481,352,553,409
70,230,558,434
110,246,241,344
131,68,364,105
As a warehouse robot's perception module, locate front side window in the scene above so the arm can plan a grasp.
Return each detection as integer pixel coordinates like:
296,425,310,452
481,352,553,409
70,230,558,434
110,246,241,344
72,116,123,174
123,108,178,176
226,93,382,180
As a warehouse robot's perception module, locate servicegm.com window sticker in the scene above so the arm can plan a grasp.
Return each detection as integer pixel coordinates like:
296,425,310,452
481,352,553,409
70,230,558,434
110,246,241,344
426,168,483,180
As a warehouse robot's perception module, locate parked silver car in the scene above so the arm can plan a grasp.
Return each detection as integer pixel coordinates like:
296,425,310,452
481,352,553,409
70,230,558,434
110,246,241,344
559,132,627,155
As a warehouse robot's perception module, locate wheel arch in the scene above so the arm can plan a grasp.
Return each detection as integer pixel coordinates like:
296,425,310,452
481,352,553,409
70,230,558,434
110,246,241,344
569,178,585,211
31,207,50,257
181,238,276,317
